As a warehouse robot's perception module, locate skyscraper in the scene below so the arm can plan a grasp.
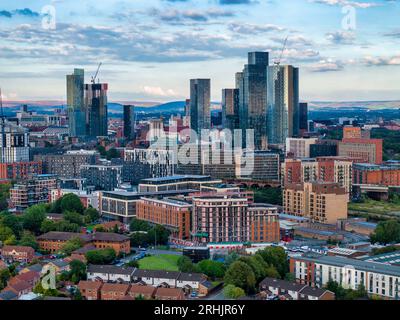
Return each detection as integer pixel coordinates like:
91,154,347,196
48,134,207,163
238,52,269,150
123,105,135,140
85,83,108,138
299,102,308,134
190,79,211,133
267,64,299,145
0,121,30,163
67,69,85,137
222,88,239,131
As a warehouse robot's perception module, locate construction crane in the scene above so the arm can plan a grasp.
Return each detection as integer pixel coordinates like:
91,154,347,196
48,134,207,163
91,62,102,84
274,36,289,66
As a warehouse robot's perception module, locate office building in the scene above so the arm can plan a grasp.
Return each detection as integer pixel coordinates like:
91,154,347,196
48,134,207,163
286,137,318,158
34,150,100,179
310,140,338,158
235,151,280,181
283,182,348,224
136,197,192,241
238,52,269,150
290,254,400,300
123,105,135,140
339,138,383,164
67,69,86,137
10,174,58,211
267,64,300,145
299,102,308,134
80,164,122,191
222,89,239,131
0,121,30,163
85,83,108,138
190,79,211,133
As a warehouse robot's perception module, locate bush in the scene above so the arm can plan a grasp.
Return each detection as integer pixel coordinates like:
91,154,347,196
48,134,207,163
223,284,245,299
85,248,116,265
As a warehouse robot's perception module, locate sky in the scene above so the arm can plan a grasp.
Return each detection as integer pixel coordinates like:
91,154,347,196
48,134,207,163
0,0,399,103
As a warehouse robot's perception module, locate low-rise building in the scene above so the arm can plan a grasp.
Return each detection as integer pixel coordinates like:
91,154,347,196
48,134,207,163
127,285,156,300
1,246,35,263
78,280,103,300
87,265,135,283
100,283,130,300
154,287,186,300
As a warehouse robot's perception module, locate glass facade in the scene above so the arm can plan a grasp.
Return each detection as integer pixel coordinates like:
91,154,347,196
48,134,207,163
67,68,85,137
85,83,109,138
190,79,211,133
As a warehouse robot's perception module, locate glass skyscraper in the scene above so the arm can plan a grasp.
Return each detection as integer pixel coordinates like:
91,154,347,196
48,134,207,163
267,65,300,145
190,79,211,133
222,88,239,131
85,83,109,138
238,52,269,150
67,68,85,137
123,105,136,140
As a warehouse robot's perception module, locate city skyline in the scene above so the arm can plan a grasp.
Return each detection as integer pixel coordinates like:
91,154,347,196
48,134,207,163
0,0,399,102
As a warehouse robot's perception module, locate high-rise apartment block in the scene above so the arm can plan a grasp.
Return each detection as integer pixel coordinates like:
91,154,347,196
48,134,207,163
267,65,300,145
85,83,108,138
123,105,135,140
0,121,30,163
67,69,86,137
190,79,211,133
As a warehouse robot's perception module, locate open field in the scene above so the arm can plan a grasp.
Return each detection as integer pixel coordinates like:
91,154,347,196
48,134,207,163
348,200,400,221
138,254,180,271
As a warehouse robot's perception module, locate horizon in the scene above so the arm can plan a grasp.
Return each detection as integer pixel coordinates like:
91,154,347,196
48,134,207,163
0,0,400,102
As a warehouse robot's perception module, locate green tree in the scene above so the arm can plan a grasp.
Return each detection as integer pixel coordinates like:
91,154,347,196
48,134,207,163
84,207,100,223
18,231,39,250
61,237,85,255
224,252,239,268
69,260,87,283
0,213,23,238
0,225,14,242
85,248,116,265
60,194,84,214
125,260,139,268
223,284,245,299
197,260,225,280
258,246,289,278
22,204,47,235
0,268,11,290
130,232,149,247
177,256,195,273
224,261,256,294
370,220,400,244
238,255,269,282
147,225,170,246
130,218,151,232
64,211,84,226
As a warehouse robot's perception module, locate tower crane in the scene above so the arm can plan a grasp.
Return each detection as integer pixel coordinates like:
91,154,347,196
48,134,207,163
274,36,289,66
91,62,103,84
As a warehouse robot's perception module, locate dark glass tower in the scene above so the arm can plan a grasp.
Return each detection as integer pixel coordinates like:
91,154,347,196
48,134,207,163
123,105,135,140
222,88,239,131
238,52,269,150
85,83,108,138
299,102,308,133
190,79,211,134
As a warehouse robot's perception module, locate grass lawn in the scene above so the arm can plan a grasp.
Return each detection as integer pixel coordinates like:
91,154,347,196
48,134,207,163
348,199,400,221
138,254,180,271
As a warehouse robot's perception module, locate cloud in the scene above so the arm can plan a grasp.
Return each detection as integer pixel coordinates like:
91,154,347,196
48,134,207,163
310,0,380,8
326,31,356,44
149,7,235,23
0,8,40,19
362,55,400,66
219,0,255,4
228,22,286,34
309,59,345,72
141,86,179,98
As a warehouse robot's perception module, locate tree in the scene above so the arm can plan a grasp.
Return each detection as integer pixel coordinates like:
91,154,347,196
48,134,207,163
64,211,84,226
85,248,116,265
0,213,23,238
61,237,85,255
84,207,99,223
224,252,239,268
69,260,87,284
0,183,11,212
147,225,170,246
23,204,47,235
0,268,11,290
224,261,256,294
223,284,245,299
177,256,195,273
60,194,84,214
0,225,14,242
130,232,149,248
18,231,39,250
370,220,400,244
130,218,151,232
125,260,139,268
238,255,269,282
258,246,289,279
106,148,120,160
197,260,225,280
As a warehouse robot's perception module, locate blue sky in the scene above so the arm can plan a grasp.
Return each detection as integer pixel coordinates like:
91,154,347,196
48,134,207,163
0,0,399,102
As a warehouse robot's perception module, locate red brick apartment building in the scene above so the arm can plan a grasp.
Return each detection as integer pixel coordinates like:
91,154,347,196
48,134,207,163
339,138,383,164
353,162,400,186
1,246,35,263
0,161,42,180
136,197,192,240
37,231,130,255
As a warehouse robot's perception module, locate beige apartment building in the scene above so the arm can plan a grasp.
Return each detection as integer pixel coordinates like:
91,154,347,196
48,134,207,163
283,182,348,224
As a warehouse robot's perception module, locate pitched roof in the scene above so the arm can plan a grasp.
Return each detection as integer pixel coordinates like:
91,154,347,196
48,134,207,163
0,290,18,300
87,264,135,275
154,287,184,298
78,280,103,291
24,264,43,273
91,232,129,242
133,269,181,280
101,283,130,293
128,285,156,296
299,286,334,298
14,271,40,283
177,272,205,282
7,280,33,293
1,245,35,254
259,277,306,292
37,232,90,242
49,259,69,268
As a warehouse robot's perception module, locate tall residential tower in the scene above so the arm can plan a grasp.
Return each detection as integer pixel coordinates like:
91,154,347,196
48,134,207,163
67,69,85,137
190,79,211,134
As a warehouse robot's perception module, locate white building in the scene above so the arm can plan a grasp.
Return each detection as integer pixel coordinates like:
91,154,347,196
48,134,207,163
285,137,318,159
87,265,135,283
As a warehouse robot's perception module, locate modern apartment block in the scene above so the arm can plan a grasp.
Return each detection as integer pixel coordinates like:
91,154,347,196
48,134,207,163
283,182,348,224
339,138,383,164
0,121,30,163
67,68,85,138
190,79,211,133
123,105,135,140
35,150,100,179
85,83,109,138
282,157,353,195
0,161,42,180
136,197,192,241
353,162,400,186
286,138,318,158
80,164,122,191
248,204,280,243
290,254,400,300
10,174,58,210
267,64,300,146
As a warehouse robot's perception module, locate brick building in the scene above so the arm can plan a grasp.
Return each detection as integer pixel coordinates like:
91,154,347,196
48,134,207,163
339,138,383,164
0,162,42,180
353,162,400,186
1,246,35,263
